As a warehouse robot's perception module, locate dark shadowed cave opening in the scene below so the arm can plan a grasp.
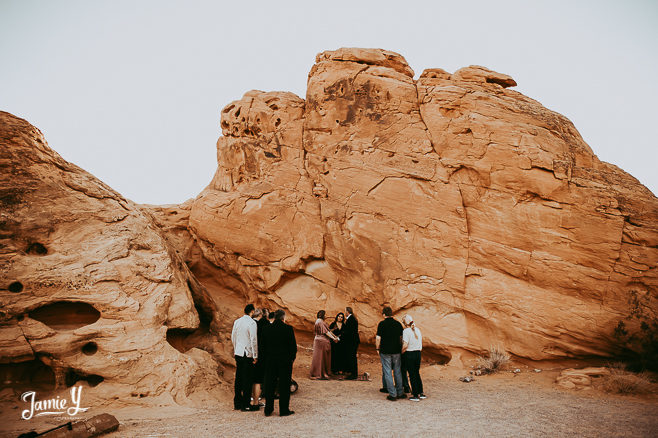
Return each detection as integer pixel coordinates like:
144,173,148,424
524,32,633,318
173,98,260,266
423,347,452,365
26,242,48,255
81,342,98,356
165,281,216,354
28,301,101,330
0,359,56,391
166,328,196,353
8,281,23,293
65,369,104,387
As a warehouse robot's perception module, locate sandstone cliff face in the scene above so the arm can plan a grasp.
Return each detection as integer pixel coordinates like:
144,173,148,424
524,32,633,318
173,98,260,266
1,47,656,401
0,112,222,403
189,48,658,362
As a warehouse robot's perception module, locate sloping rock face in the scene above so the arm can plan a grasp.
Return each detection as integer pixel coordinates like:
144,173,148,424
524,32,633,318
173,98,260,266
0,112,221,403
190,48,658,362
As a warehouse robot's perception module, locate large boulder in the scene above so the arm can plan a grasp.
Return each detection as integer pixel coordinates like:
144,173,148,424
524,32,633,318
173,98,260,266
0,112,222,403
189,48,658,362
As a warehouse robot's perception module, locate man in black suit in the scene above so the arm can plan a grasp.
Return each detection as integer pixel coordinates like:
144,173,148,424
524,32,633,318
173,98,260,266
263,310,297,417
343,306,360,380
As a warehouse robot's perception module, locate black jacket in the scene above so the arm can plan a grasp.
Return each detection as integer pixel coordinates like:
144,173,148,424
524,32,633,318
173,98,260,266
256,317,270,360
344,314,360,348
263,319,297,363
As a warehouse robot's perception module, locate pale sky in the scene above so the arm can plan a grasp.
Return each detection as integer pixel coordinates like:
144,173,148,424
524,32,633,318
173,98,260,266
1,0,656,204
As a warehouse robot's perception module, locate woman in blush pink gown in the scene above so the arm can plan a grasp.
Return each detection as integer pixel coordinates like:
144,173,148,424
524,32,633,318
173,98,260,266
310,310,339,379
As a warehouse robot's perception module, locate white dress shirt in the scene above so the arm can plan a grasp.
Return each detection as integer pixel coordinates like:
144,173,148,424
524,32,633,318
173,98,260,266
231,314,258,359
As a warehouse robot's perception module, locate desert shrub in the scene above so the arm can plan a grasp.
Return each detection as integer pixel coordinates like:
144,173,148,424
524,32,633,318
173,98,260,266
475,346,510,374
613,290,658,372
601,363,651,394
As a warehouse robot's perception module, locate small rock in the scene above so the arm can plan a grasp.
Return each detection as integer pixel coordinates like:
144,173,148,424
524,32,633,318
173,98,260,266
474,369,482,376
459,376,474,383
534,369,542,373
513,368,521,374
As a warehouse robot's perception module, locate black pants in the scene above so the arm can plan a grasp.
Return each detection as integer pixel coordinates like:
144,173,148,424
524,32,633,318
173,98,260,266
264,358,293,415
234,354,254,409
346,344,359,377
402,350,423,396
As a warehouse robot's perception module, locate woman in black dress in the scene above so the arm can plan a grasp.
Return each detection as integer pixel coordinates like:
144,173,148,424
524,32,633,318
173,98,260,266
329,312,347,375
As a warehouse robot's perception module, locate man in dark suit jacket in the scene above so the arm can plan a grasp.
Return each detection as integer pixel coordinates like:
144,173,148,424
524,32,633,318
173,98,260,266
343,306,360,379
263,310,297,416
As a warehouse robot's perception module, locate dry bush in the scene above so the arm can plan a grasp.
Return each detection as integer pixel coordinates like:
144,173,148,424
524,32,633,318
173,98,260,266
613,290,658,372
475,346,510,374
602,363,652,394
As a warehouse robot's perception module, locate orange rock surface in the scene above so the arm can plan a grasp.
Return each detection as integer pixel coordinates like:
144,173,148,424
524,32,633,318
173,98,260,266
189,48,658,363
1,48,657,403
0,112,222,403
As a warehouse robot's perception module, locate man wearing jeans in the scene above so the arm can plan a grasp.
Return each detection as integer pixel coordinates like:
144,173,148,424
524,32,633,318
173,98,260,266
375,306,406,401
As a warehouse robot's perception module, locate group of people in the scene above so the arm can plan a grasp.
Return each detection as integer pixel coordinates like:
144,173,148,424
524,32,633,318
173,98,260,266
231,304,297,417
310,307,360,380
231,303,426,418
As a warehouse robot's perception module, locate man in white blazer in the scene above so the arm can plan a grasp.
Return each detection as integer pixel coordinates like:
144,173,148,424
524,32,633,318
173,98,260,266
231,304,258,411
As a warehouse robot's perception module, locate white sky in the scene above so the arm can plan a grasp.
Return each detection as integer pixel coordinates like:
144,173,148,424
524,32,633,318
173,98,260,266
1,0,656,204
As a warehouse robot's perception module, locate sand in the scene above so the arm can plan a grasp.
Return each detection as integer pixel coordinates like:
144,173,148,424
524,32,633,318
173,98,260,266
3,343,657,438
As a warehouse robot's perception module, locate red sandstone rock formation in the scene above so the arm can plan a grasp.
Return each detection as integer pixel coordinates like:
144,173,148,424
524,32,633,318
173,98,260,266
188,48,658,363
0,112,224,403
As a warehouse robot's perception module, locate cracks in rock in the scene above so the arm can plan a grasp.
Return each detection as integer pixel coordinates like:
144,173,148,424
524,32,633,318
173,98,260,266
17,321,37,357
455,183,472,291
366,176,389,196
512,191,572,208
350,65,370,88
414,81,441,160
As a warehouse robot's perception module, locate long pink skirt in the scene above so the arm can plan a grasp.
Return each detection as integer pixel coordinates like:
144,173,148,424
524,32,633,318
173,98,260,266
310,336,332,379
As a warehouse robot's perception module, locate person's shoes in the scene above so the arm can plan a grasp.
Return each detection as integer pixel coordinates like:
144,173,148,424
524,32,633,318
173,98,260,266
233,405,242,411
258,401,265,407
280,411,295,417
419,393,427,399
379,388,388,393
396,394,407,399
409,396,420,402
241,405,259,412
264,409,273,417
344,374,357,380
386,395,397,401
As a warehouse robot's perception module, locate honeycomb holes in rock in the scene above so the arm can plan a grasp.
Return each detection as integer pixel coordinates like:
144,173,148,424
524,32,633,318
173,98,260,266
8,281,23,293
82,342,98,356
29,301,101,330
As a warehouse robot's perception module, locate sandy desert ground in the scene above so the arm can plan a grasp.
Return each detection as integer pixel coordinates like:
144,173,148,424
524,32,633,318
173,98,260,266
3,338,657,438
